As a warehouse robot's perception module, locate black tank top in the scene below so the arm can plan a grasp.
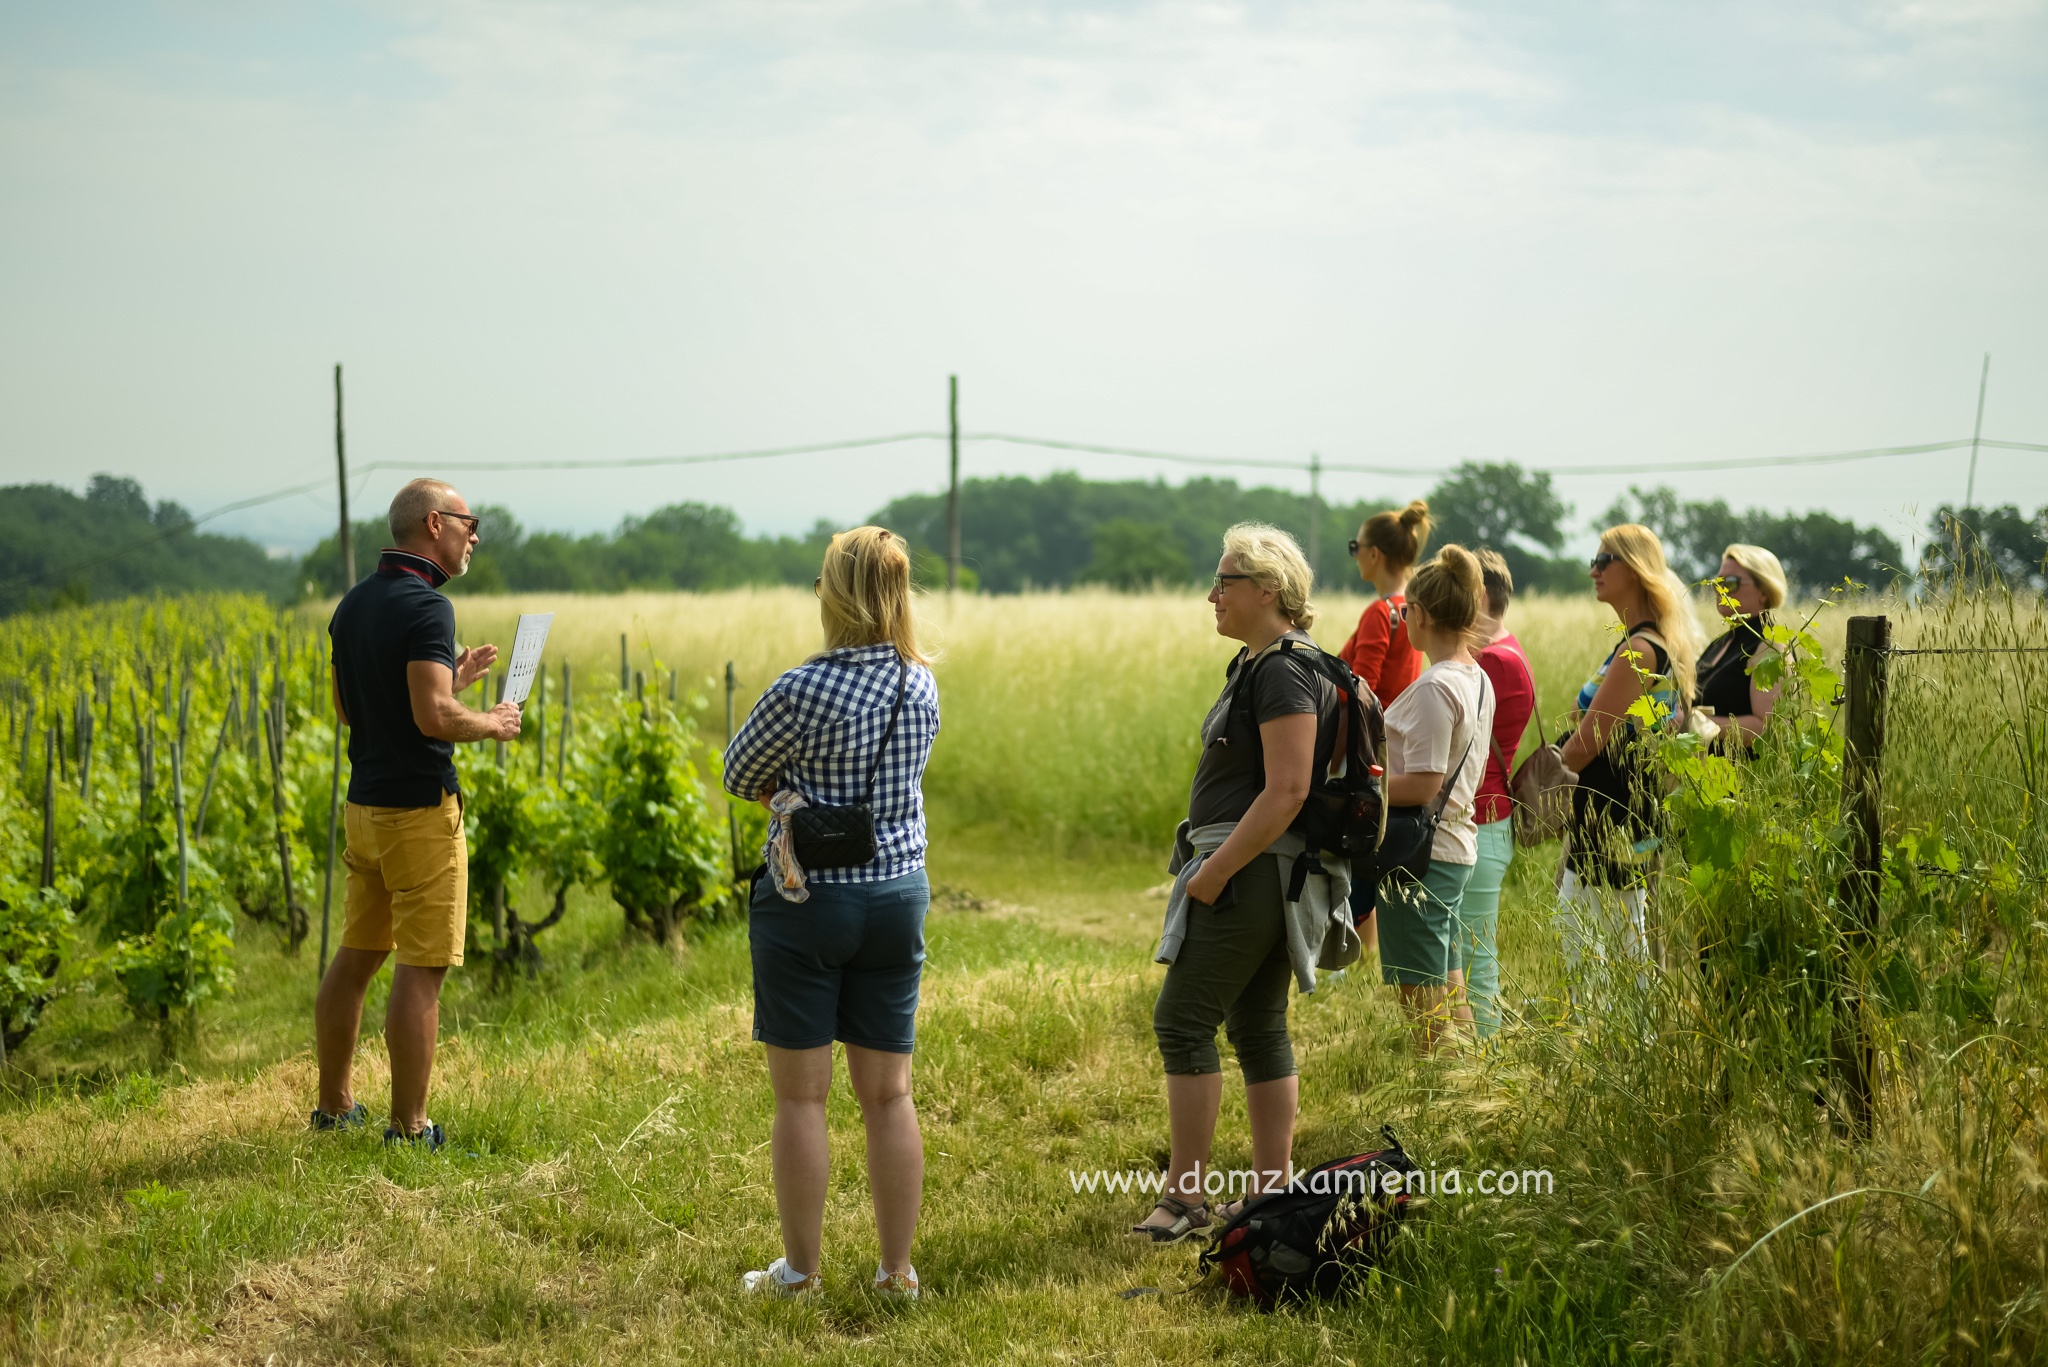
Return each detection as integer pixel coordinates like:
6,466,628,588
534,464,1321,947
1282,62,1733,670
1694,617,1767,719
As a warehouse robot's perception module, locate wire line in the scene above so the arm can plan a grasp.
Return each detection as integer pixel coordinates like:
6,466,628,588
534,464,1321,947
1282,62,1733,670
4,425,2040,596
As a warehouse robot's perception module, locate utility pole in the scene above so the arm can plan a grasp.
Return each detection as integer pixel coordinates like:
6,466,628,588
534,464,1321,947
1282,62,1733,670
1964,353,1990,511
1306,452,1322,580
946,375,961,592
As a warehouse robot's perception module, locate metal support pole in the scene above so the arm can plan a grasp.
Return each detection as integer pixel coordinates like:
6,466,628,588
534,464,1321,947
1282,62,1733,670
319,689,344,977
556,662,572,783
39,728,55,890
1964,353,1990,510
1835,614,1891,1139
263,688,304,953
725,661,741,894
946,374,961,592
494,671,508,768
535,661,548,777
170,737,188,914
335,363,356,587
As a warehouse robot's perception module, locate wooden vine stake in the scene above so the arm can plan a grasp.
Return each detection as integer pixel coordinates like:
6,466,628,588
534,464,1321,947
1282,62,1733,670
1834,614,1891,1140
193,693,237,840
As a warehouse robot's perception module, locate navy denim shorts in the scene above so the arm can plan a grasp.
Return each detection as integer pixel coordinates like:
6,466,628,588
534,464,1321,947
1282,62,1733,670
748,868,929,1053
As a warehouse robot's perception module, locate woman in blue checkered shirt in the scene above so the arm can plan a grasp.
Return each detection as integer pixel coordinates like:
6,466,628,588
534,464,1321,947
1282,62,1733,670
723,526,940,1300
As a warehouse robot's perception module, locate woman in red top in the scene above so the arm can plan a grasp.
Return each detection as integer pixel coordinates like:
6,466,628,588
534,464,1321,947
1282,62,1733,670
1339,501,1431,705
1339,501,1430,958
1451,549,1535,1040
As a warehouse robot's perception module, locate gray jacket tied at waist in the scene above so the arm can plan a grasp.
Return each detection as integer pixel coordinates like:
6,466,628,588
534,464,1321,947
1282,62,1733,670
1154,820,1358,994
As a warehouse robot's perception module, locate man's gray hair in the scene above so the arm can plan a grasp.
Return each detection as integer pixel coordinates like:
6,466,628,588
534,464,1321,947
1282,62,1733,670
389,478,462,545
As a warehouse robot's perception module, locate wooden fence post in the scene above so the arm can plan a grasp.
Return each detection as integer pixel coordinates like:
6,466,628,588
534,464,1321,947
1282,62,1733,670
1835,613,1891,1139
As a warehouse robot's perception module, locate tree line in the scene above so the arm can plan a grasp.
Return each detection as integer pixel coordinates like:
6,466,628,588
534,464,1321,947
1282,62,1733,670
1,468,2041,617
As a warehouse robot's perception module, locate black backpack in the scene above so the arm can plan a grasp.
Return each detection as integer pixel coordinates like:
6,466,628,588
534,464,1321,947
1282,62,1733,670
1196,1129,1421,1304
1228,638,1388,863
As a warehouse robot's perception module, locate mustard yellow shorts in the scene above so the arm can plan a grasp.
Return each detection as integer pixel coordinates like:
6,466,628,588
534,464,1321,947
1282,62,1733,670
341,790,468,968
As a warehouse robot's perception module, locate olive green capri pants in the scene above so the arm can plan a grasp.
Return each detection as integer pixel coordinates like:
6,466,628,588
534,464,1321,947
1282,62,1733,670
1152,853,1297,1085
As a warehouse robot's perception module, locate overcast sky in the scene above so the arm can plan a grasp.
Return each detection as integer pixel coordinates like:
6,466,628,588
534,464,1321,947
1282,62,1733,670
2,1,2043,558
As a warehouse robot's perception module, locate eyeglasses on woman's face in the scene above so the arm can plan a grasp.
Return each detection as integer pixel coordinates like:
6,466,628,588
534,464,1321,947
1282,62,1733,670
1589,551,1620,571
1347,538,1362,557
1212,572,1256,592
1715,573,1750,591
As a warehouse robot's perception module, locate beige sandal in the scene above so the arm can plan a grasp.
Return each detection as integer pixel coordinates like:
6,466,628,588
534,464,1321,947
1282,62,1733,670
1129,1193,1210,1243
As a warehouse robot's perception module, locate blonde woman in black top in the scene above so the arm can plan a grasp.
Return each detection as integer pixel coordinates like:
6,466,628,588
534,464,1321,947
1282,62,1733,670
1694,543,1785,752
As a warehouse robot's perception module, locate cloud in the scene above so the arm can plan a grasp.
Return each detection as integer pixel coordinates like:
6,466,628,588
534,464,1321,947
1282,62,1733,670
0,0,2042,549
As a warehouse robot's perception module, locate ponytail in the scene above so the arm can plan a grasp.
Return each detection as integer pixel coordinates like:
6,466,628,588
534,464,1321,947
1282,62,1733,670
1407,544,1487,647
1360,500,1433,571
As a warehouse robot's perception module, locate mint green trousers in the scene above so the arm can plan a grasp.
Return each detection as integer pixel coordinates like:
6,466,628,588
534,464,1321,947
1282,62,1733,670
1454,819,1515,1037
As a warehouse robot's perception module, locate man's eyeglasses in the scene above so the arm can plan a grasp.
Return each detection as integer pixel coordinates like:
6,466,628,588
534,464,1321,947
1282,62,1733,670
1212,572,1256,591
430,509,481,536
1589,552,1620,571
1347,538,1362,556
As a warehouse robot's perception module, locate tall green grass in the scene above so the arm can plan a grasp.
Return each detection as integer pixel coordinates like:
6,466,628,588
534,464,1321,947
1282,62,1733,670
0,584,2040,1364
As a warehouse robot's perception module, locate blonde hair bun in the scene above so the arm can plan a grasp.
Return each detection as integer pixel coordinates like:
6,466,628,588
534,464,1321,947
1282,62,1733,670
1407,543,1486,644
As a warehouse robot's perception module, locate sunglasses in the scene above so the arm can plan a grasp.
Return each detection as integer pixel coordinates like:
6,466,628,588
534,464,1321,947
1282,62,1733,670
1212,572,1256,591
1347,538,1362,556
1589,552,1620,571
430,509,481,536
1715,573,1751,590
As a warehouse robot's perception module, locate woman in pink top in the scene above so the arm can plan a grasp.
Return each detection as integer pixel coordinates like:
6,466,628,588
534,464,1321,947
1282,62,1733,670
1454,550,1535,1039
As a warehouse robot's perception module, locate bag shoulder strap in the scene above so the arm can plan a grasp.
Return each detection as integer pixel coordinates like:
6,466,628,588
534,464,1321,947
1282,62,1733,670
1479,642,1536,767
860,655,911,803
1228,635,1319,719
1434,669,1493,819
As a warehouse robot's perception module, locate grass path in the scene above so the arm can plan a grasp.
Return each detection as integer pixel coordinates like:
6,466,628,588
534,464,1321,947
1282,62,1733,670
3,839,1538,1365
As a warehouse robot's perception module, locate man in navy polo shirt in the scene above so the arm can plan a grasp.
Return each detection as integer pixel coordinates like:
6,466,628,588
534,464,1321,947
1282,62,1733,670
312,478,521,1148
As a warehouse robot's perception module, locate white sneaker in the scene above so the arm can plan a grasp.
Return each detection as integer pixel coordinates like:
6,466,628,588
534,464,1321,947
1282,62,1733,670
741,1257,821,1297
873,1263,919,1300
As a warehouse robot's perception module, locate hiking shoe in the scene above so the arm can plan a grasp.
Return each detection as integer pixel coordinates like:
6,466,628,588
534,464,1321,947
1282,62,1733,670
309,1101,368,1132
383,1120,446,1151
873,1264,919,1300
742,1257,822,1298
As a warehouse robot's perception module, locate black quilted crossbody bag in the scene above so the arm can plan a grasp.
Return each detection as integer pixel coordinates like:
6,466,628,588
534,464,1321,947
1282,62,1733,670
789,654,909,870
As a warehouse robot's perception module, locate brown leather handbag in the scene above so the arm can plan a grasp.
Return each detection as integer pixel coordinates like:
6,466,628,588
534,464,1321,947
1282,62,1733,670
1486,675,1577,848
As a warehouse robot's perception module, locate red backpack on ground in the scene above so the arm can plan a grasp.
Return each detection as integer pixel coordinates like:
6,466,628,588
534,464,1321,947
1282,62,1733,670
1196,1128,1420,1305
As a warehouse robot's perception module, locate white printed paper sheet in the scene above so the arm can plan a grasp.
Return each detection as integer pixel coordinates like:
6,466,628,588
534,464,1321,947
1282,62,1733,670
501,612,554,705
